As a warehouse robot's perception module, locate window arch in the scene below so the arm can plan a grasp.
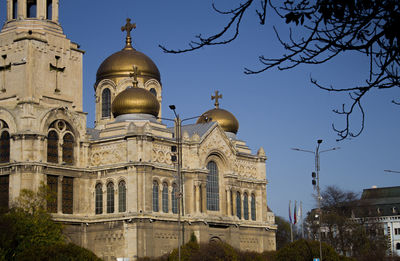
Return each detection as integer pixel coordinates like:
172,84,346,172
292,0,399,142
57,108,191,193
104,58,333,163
107,182,114,213
243,193,249,220
149,88,157,97
153,181,159,212
206,161,219,211
27,0,37,18
46,0,52,19
172,183,178,214
102,88,111,118
251,194,256,221
162,182,168,213
47,120,75,165
118,180,126,212
0,131,10,163
95,183,103,214
236,192,241,219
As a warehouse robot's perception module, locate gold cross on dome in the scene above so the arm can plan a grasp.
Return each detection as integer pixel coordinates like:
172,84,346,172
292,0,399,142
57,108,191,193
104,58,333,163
130,65,139,87
121,18,136,48
211,90,222,109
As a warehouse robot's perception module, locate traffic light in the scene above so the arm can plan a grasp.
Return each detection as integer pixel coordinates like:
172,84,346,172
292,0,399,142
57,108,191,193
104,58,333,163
171,145,177,162
312,172,316,187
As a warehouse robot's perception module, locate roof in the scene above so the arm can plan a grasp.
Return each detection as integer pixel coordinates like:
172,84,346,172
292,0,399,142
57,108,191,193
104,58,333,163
168,121,217,139
356,186,400,217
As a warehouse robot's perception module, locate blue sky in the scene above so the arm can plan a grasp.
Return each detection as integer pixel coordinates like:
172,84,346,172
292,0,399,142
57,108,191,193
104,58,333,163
1,0,399,219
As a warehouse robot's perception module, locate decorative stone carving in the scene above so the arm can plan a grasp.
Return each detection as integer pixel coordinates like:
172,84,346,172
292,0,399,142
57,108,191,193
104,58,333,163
90,143,126,166
152,143,172,165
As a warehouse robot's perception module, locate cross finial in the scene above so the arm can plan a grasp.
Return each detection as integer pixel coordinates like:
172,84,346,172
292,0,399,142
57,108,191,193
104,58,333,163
211,90,223,109
129,66,139,87
121,18,136,49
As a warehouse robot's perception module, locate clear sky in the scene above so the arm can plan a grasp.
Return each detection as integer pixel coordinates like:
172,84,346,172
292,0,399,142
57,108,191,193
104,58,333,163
1,0,399,220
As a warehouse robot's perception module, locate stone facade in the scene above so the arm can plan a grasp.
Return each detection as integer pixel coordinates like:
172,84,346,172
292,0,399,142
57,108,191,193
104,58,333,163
0,1,276,260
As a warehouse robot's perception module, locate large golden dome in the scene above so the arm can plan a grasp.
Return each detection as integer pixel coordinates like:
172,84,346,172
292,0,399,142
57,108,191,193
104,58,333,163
197,91,239,134
112,87,160,117
96,19,160,85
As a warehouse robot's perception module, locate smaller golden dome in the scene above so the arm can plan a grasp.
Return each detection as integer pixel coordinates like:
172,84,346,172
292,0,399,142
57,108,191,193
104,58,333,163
112,87,160,118
196,91,239,134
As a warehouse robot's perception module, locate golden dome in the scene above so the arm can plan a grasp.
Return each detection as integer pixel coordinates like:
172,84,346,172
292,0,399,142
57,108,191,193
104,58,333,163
96,19,160,85
96,48,160,84
112,87,160,117
197,91,239,134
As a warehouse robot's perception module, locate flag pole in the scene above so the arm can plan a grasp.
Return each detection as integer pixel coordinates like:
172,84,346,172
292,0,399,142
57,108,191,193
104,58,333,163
289,200,293,242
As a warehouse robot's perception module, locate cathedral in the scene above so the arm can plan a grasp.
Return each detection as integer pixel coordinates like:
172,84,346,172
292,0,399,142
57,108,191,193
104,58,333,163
0,0,276,260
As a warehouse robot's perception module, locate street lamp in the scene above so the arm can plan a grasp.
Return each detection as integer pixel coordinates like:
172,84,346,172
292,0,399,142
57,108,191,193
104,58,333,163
166,105,210,261
292,140,340,261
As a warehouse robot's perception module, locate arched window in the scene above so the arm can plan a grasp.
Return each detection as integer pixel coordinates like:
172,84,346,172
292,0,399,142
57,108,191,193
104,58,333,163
153,181,159,212
162,182,168,213
27,0,37,18
243,193,249,220
62,133,74,165
236,192,241,219
150,88,157,97
47,130,58,163
102,88,111,118
118,181,126,212
12,0,18,19
206,161,219,211
0,131,10,163
46,0,53,20
107,182,114,213
172,183,178,214
95,183,103,214
251,194,256,221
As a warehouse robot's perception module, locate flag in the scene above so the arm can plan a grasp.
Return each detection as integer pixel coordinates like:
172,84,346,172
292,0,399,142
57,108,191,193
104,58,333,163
294,200,297,225
298,201,302,221
289,200,292,224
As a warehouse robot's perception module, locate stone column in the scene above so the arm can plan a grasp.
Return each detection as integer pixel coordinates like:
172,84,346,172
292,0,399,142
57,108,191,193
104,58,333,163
195,183,200,213
18,0,26,19
52,0,59,22
226,187,231,216
201,183,207,213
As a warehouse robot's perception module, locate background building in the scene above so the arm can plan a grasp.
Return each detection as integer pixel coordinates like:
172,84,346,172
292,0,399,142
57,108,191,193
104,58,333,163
0,0,276,260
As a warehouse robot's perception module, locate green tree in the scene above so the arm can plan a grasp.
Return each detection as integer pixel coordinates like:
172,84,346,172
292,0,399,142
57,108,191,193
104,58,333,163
160,0,400,140
275,216,292,249
306,186,389,259
275,239,354,261
0,184,101,261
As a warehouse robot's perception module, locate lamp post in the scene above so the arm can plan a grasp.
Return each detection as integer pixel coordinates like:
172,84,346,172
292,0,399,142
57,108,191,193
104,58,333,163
167,105,210,261
292,140,340,261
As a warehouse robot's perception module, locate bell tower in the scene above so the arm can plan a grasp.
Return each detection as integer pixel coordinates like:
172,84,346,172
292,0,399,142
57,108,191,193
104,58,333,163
0,0,84,113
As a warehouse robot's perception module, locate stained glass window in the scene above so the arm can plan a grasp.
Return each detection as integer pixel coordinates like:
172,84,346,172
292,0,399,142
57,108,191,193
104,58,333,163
62,133,74,165
206,161,219,211
236,192,241,219
47,175,58,213
243,193,249,220
107,182,114,213
251,194,256,221
47,131,58,163
62,177,73,214
95,183,103,214
162,183,168,213
153,181,159,212
118,181,126,212
0,131,10,163
0,175,9,212
102,88,111,118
